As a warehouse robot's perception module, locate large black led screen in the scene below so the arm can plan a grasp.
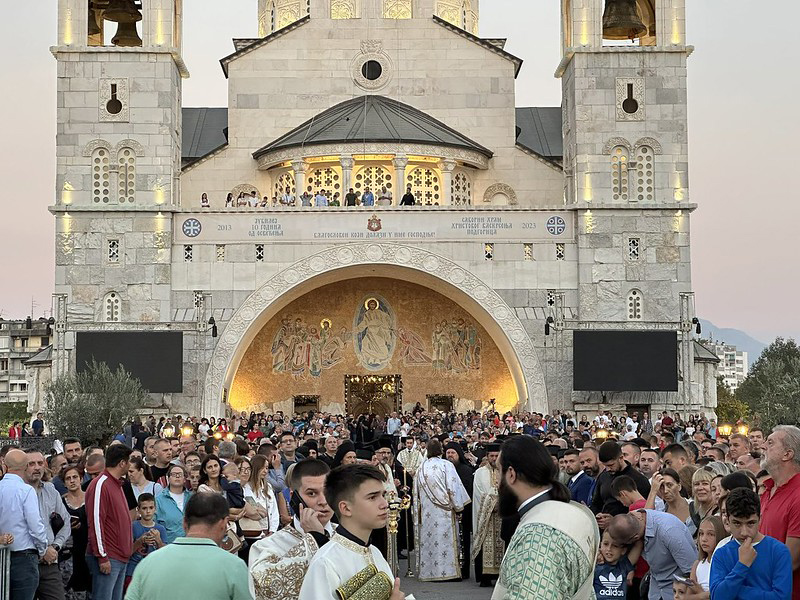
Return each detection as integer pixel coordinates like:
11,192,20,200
573,330,678,392
76,332,183,393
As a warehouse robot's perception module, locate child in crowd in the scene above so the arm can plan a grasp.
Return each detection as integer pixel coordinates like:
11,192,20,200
126,493,167,590
611,475,647,510
685,516,724,599
593,529,642,599
222,461,240,483
673,577,689,599
188,465,201,491
709,487,792,599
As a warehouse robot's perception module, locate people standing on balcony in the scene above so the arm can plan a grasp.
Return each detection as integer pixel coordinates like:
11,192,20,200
345,188,358,206
225,193,234,207
314,190,328,207
281,187,295,207
200,193,210,208
300,191,312,207
330,192,341,207
377,186,392,206
248,192,260,208
400,185,415,206
361,187,374,206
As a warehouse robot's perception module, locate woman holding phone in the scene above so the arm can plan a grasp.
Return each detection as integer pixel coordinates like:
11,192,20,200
60,464,91,596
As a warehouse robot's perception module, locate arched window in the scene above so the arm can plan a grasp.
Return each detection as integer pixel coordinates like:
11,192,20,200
451,171,471,205
117,147,136,203
273,171,295,197
306,167,341,194
407,167,441,205
627,289,643,321
354,166,392,195
331,0,357,19
635,145,655,202
383,0,411,19
611,145,629,201
103,291,121,322
92,147,111,204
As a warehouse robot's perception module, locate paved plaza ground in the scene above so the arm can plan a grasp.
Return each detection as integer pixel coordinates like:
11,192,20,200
399,559,494,600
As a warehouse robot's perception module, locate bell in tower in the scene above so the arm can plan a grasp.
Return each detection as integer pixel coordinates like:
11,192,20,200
103,0,143,47
602,0,646,40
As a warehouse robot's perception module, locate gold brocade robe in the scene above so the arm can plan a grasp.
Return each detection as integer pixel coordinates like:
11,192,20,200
471,464,504,574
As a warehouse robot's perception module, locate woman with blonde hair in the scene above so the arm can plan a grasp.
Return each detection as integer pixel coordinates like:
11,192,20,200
689,467,716,536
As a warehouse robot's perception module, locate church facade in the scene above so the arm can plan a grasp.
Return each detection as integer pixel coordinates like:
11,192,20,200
49,0,714,419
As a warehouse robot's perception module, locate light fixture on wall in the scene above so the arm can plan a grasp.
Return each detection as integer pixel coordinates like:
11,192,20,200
692,317,701,335
544,316,555,336
208,316,217,338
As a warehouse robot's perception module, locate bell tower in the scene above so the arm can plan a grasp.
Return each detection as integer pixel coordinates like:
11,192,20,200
52,1,188,339
559,1,695,404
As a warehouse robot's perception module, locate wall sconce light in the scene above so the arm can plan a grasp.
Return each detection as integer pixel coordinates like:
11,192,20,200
544,316,555,336
692,317,701,335
161,424,175,438
208,316,217,338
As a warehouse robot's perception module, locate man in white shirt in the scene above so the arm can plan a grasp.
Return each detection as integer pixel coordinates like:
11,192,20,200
0,449,49,599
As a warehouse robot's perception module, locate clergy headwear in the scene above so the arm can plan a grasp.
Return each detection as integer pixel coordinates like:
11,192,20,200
485,443,501,452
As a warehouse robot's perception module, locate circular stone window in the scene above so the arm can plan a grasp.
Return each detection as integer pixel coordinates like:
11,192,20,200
352,53,392,91
361,60,382,81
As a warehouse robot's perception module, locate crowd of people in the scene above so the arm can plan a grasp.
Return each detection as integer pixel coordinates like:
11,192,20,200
1,406,798,600
202,184,420,209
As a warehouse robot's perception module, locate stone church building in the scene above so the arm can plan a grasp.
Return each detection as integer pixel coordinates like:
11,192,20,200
49,0,716,419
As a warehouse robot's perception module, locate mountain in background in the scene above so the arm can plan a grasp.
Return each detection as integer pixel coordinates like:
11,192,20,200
699,319,768,363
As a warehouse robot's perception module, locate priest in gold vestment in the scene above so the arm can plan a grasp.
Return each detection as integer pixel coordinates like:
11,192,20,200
471,443,504,587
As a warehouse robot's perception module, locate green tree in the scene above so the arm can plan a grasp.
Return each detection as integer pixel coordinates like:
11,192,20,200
736,337,800,430
44,360,149,446
715,376,749,424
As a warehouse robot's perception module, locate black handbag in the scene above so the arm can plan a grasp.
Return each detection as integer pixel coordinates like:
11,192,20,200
50,512,65,535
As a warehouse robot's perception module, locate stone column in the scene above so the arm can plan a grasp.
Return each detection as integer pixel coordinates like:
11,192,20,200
440,159,457,206
340,155,355,194
393,155,409,200
291,160,307,205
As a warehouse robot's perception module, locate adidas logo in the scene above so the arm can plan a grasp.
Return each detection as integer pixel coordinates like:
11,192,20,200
597,573,625,598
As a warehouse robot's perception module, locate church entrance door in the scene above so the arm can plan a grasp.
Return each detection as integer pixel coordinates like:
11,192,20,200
345,374,401,417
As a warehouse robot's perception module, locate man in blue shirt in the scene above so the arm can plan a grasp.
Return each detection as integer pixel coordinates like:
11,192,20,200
710,487,792,599
361,187,374,206
0,449,49,600
608,508,696,599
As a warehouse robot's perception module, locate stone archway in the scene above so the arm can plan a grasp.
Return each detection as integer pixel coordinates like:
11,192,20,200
202,243,547,416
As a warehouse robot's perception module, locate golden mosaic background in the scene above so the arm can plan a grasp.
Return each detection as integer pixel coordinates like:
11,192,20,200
230,277,516,412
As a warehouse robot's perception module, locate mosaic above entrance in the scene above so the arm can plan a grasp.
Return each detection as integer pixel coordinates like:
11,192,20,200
230,278,513,411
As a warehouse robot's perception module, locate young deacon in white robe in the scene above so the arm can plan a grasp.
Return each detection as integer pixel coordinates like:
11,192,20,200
412,438,471,581
299,464,412,600
471,444,504,584
248,459,335,600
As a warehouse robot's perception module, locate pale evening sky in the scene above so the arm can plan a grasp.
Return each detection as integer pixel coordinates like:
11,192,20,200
0,1,797,343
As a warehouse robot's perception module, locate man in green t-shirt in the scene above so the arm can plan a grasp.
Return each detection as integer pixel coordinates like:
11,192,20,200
126,492,251,600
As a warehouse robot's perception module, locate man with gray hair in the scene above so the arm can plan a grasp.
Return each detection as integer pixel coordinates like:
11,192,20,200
759,424,800,598
24,449,71,599
217,441,237,462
